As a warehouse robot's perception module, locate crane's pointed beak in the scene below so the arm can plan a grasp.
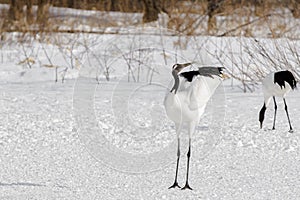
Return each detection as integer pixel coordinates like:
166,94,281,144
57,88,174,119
181,62,192,67
174,62,192,73
260,122,262,129
221,73,230,79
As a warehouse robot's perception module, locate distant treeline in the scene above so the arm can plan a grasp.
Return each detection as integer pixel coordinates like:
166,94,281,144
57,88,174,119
1,0,300,34
1,0,300,13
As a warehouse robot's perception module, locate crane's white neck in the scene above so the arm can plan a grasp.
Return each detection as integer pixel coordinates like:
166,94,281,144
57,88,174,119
170,70,179,94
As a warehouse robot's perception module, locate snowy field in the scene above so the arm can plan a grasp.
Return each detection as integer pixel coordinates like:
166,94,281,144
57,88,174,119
1,78,300,199
1,26,300,199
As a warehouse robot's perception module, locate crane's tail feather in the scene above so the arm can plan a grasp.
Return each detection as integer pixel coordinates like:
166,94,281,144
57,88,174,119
198,67,226,79
179,66,228,82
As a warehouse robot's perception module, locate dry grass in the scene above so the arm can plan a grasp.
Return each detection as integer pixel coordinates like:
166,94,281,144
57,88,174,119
0,1,299,38
1,0,299,88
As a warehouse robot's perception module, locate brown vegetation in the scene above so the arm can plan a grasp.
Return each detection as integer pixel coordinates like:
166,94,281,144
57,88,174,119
0,0,300,37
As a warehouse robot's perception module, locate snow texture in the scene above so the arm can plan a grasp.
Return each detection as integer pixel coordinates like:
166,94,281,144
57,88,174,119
1,80,300,199
0,27,300,199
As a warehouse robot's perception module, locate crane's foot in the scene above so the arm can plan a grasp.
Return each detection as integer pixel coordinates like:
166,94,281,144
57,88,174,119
272,127,275,130
289,129,294,133
181,183,193,190
168,181,181,189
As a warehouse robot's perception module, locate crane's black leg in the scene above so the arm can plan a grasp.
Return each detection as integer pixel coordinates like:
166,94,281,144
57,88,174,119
272,96,277,130
182,138,192,190
169,137,181,189
283,98,293,132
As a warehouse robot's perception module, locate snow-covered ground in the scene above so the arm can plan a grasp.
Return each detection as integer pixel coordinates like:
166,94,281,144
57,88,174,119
1,78,300,199
1,18,300,200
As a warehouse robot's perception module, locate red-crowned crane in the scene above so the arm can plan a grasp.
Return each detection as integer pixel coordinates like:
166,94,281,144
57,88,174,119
164,63,225,190
259,70,297,132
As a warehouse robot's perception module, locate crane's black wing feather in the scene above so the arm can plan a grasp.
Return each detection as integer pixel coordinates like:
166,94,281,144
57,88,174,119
274,70,297,90
180,71,200,82
180,67,224,82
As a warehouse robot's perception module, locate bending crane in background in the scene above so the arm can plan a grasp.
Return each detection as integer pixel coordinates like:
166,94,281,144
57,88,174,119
259,70,297,132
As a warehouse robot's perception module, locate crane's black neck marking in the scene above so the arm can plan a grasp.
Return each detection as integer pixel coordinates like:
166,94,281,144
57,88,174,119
259,103,267,129
274,70,297,90
180,71,200,82
170,70,180,93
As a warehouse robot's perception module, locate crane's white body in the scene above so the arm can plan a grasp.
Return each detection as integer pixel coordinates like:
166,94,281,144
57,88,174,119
164,75,222,134
262,72,292,106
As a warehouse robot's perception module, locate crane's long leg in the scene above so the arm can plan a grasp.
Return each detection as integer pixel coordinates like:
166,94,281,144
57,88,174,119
272,96,277,130
182,122,195,190
182,138,192,190
283,98,293,132
169,124,181,189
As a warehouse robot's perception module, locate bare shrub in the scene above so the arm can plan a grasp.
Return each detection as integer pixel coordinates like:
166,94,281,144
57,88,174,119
210,37,300,92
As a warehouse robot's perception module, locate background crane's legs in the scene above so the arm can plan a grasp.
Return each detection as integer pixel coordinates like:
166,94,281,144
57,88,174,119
272,96,277,130
283,98,293,132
